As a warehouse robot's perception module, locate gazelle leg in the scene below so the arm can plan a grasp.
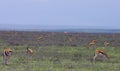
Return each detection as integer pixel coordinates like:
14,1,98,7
3,56,8,65
93,53,98,62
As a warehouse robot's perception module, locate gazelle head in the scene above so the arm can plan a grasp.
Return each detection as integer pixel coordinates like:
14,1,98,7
92,40,96,43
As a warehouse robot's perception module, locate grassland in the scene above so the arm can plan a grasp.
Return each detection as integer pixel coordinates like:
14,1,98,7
0,31,119,71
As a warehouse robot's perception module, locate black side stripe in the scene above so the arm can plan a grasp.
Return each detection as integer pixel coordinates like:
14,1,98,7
5,52,9,56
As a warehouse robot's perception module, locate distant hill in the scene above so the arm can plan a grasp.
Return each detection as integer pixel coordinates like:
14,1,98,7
0,24,120,33
50,29,120,33
0,28,120,33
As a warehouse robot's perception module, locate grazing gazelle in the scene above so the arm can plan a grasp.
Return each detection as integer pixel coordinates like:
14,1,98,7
88,40,97,49
104,41,110,47
26,47,33,55
93,49,109,62
3,48,12,65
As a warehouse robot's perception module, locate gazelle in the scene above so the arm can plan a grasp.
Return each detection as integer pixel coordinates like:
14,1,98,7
26,47,33,60
67,37,73,43
26,47,33,55
93,49,109,62
88,40,97,49
104,41,110,47
3,48,12,65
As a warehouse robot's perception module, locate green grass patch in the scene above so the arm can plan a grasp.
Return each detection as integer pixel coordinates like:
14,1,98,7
0,46,119,71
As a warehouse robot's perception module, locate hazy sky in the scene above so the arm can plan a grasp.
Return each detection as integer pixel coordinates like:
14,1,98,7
0,0,120,30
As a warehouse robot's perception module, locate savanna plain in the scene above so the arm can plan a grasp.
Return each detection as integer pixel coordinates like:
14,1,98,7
0,31,119,71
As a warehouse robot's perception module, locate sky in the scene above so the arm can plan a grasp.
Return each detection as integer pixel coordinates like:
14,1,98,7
0,0,120,30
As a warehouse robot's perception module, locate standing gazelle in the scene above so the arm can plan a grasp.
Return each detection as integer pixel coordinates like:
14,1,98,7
104,41,110,47
93,49,109,62
3,48,12,65
26,47,33,60
88,40,97,49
